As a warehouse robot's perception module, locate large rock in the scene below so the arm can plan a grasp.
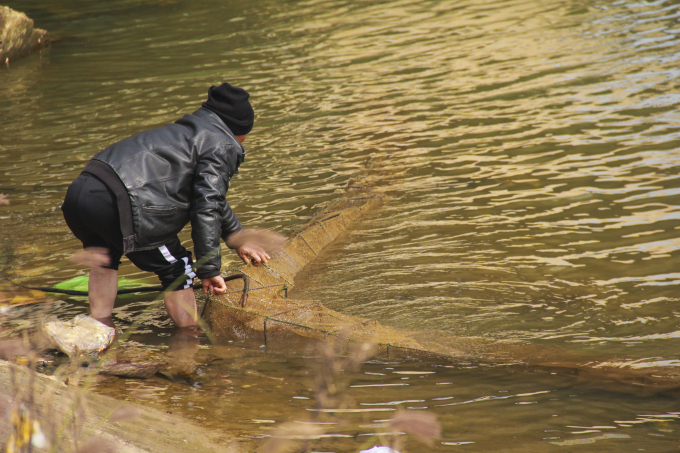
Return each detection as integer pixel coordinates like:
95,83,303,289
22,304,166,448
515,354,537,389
0,6,49,63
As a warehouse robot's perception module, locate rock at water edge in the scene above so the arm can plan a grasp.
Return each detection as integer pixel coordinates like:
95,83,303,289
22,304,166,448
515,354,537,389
0,6,49,64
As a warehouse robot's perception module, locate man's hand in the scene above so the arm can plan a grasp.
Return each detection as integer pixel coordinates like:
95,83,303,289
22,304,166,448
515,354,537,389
236,244,270,266
225,229,285,266
201,275,227,295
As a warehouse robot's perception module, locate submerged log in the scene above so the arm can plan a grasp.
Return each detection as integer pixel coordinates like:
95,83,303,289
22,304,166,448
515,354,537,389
0,6,49,64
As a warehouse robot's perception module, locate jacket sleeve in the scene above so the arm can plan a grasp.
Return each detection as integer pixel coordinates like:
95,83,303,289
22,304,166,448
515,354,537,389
190,143,240,279
221,201,243,245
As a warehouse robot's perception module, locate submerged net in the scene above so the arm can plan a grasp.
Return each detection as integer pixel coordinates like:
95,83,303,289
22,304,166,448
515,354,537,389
203,194,680,391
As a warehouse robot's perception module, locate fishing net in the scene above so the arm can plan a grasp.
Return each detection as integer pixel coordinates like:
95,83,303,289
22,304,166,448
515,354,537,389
205,195,570,364
202,194,680,390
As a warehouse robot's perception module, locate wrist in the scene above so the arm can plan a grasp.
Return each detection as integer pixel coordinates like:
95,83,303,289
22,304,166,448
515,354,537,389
223,228,245,249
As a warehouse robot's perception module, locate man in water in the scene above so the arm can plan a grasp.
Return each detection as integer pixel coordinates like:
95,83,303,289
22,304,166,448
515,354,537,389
61,83,270,327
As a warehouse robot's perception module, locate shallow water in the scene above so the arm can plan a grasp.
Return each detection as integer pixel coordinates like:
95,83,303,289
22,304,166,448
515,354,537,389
2,0,680,450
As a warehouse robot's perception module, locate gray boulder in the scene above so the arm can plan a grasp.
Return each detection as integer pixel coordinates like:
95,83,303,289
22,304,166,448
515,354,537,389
0,6,49,64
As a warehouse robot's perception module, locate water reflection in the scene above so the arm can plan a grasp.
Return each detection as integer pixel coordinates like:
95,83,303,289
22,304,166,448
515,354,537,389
86,344,680,452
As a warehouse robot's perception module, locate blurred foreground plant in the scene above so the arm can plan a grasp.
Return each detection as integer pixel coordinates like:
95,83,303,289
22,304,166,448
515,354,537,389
382,409,441,451
0,301,130,453
312,335,376,413
0,242,240,452
259,334,440,453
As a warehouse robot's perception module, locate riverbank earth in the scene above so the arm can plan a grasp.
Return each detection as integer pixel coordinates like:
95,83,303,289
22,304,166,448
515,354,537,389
0,360,237,452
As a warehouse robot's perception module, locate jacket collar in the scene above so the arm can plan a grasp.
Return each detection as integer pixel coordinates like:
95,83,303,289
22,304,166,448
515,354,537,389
191,107,246,155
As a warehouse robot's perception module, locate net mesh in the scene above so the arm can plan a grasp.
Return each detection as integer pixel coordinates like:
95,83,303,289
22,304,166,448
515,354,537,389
202,195,680,389
205,196,559,363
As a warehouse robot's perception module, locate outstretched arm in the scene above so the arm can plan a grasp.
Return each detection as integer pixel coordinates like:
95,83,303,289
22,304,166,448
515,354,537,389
190,145,232,279
191,141,245,278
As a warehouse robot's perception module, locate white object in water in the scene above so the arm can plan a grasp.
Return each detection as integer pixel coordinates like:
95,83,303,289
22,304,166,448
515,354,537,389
43,314,115,357
360,447,400,453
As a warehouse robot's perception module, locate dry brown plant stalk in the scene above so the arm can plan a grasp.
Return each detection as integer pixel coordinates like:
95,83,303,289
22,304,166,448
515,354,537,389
72,436,117,453
311,335,376,413
258,336,376,453
69,248,111,268
384,409,441,451
0,298,143,453
258,422,324,453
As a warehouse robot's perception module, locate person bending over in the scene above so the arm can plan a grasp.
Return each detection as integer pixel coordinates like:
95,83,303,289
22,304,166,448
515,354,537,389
61,83,269,328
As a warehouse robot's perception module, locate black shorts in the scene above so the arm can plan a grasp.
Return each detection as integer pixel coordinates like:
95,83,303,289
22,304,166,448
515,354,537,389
61,173,196,291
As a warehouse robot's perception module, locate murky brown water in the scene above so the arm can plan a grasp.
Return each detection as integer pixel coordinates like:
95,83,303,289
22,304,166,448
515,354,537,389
2,0,680,450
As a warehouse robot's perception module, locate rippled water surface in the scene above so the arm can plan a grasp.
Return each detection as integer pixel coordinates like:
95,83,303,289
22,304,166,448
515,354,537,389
2,0,680,450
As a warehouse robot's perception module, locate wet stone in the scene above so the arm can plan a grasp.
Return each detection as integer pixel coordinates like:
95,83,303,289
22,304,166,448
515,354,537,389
0,6,49,63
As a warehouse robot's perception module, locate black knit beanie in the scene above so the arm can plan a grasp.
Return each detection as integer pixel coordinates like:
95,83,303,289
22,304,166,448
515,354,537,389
202,83,254,136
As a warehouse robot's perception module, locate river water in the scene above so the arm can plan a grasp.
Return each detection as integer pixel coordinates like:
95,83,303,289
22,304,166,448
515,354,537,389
1,0,680,451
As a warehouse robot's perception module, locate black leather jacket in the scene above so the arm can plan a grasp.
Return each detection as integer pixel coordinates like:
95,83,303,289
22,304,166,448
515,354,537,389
83,108,244,279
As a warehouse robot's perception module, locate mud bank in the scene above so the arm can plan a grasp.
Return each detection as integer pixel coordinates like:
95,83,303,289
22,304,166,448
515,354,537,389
0,360,235,453
0,6,48,63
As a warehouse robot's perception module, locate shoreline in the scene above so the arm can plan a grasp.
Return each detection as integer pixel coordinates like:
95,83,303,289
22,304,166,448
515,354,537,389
0,359,239,452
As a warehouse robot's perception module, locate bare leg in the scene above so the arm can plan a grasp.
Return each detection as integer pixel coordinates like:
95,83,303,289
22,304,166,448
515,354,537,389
165,326,201,379
88,266,118,319
168,326,200,360
164,288,198,327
